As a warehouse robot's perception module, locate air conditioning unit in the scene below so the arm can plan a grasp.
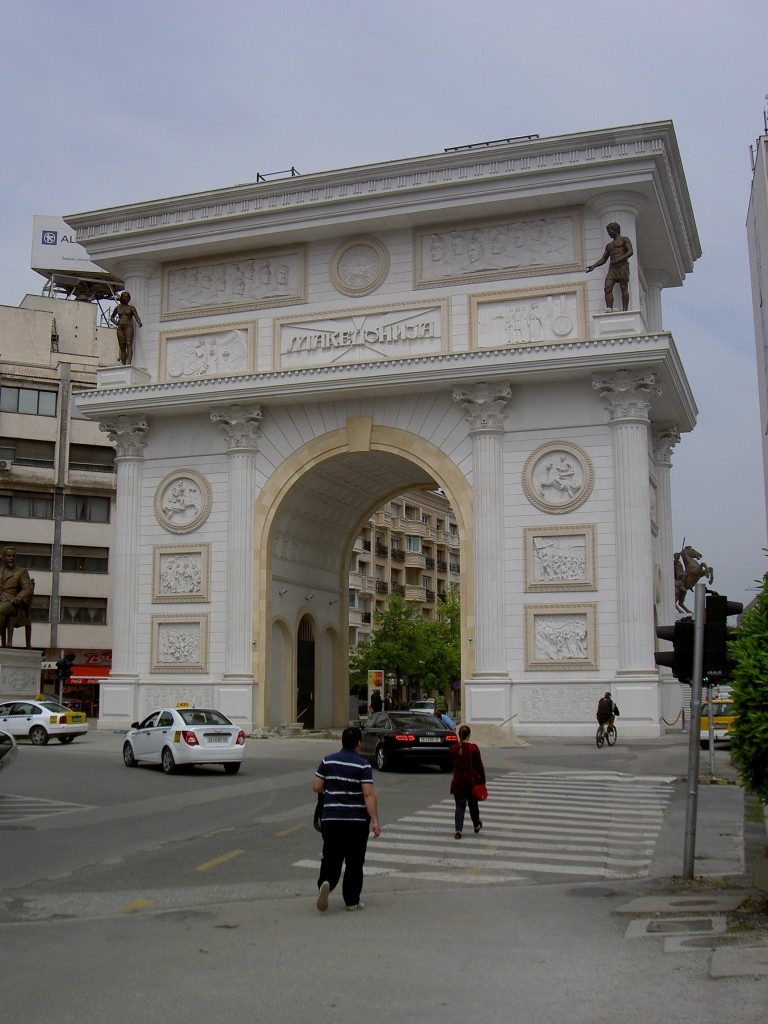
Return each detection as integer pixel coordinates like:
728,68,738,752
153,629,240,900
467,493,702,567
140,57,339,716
0,460,10,471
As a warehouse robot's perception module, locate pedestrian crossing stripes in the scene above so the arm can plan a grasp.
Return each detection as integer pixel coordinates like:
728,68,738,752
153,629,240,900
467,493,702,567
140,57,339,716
294,770,675,886
0,794,93,825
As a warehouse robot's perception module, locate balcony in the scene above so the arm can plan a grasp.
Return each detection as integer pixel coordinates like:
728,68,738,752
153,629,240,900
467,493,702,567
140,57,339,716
405,552,426,568
374,511,392,527
349,608,363,626
358,575,375,595
375,544,389,557
425,557,435,569
436,561,448,573
390,549,405,562
391,582,405,596
426,590,436,603
375,580,389,594
405,584,426,602
362,611,372,624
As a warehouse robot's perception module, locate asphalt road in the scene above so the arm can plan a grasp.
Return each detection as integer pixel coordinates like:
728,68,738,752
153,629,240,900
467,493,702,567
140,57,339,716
1,728,765,1024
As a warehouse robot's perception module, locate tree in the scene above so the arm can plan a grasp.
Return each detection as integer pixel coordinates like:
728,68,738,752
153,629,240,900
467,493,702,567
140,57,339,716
728,562,768,802
348,587,462,700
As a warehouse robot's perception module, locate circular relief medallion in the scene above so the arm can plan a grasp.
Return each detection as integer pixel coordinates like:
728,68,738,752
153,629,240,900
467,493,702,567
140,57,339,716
330,235,390,297
154,469,213,534
522,442,594,514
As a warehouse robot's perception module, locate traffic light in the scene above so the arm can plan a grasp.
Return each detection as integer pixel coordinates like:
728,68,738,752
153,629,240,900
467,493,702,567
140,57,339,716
704,593,742,681
655,618,694,681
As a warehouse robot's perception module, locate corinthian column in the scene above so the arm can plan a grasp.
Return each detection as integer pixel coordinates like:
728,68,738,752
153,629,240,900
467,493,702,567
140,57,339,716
453,382,511,679
99,416,149,677
652,423,681,629
593,371,660,673
210,405,262,679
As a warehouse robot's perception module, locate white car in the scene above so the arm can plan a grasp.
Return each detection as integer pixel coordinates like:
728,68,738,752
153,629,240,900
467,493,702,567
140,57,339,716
123,706,246,774
0,698,89,745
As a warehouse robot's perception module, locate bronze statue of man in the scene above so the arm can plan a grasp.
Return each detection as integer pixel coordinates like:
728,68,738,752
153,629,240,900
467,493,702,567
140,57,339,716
586,222,634,311
110,291,142,365
0,547,33,647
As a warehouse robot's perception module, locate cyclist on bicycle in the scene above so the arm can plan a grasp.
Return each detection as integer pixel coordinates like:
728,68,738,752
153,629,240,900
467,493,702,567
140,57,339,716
596,691,619,730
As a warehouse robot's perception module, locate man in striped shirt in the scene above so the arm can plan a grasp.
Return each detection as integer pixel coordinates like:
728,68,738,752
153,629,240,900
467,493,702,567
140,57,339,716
313,725,381,912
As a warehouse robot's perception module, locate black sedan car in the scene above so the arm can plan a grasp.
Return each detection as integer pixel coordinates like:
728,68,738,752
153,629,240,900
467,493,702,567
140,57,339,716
360,711,457,772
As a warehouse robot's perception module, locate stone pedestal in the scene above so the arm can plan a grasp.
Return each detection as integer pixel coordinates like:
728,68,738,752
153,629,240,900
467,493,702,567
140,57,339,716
592,310,647,337
0,649,43,698
97,364,152,389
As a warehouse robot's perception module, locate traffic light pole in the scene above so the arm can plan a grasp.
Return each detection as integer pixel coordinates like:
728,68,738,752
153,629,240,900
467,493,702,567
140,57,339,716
682,578,707,879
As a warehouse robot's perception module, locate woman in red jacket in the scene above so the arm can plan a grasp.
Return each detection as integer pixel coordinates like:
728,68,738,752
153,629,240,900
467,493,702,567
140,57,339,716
449,724,486,839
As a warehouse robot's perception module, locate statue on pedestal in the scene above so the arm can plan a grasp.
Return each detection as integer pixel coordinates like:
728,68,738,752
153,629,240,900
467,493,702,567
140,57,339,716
586,222,634,311
0,547,33,648
110,291,142,365
674,543,714,613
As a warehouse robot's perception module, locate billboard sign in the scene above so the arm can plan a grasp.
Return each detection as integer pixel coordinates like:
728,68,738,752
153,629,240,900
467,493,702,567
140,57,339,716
31,215,108,277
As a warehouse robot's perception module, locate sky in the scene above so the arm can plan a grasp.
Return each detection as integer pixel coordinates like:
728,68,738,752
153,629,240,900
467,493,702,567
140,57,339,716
1,0,767,611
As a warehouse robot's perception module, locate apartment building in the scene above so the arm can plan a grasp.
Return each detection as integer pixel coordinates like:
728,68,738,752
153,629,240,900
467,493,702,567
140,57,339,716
748,124,768,536
0,294,118,711
348,489,460,648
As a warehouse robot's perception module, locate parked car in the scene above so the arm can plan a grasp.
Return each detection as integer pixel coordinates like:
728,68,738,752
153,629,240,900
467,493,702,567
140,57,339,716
409,699,435,713
0,698,88,745
123,706,246,774
700,697,735,748
0,729,17,772
360,711,457,772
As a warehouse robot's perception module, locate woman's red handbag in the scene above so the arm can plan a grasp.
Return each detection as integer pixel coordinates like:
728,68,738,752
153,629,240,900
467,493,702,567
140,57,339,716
472,783,488,801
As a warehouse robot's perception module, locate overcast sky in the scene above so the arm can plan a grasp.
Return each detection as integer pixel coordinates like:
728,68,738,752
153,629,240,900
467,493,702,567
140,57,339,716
2,0,767,610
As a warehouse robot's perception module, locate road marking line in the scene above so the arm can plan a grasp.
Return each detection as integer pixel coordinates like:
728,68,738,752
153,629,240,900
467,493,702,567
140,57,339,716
121,898,152,913
275,823,305,837
194,849,245,872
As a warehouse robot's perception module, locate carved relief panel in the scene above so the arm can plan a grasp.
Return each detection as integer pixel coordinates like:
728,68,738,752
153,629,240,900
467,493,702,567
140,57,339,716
153,544,210,603
524,525,596,592
161,246,306,320
151,614,209,673
414,209,582,288
522,442,594,514
471,284,586,348
330,236,390,296
160,322,255,381
154,470,213,534
524,603,598,671
274,299,449,369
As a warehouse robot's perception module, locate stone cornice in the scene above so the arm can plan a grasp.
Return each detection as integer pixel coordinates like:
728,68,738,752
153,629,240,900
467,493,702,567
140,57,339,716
78,332,697,431
66,122,699,283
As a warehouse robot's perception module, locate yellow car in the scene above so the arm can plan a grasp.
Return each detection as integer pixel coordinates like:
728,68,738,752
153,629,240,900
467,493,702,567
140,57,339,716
700,697,735,749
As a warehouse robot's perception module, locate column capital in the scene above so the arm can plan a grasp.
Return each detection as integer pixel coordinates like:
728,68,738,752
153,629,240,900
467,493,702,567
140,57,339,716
211,404,263,450
592,370,660,422
99,416,149,458
453,381,511,432
586,191,646,219
112,258,157,282
652,423,681,465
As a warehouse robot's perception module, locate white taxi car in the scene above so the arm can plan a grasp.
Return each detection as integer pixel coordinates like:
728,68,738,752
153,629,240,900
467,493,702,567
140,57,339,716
123,705,246,774
0,698,89,745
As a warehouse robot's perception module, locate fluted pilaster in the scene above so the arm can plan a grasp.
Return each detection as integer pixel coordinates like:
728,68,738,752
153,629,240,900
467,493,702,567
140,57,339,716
652,423,681,630
453,382,511,675
211,406,262,676
593,371,660,672
99,416,149,673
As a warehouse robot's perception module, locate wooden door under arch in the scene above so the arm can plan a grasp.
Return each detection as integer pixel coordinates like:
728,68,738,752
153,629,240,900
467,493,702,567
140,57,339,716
296,615,315,729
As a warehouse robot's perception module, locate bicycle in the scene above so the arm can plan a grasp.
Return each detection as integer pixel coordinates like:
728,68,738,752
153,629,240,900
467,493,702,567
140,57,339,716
595,721,617,748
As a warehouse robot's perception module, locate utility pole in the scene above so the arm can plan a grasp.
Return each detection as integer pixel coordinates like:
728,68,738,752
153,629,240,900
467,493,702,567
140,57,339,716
682,578,707,879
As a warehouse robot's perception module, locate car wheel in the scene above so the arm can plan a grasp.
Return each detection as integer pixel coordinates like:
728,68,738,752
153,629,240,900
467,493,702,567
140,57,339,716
29,725,49,745
58,735,75,744
375,744,388,771
161,746,176,774
123,742,138,767
223,762,241,775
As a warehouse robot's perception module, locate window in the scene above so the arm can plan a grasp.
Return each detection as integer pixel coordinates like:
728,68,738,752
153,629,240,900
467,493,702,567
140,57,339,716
0,491,54,519
70,389,94,420
349,590,357,608
2,544,52,571
61,546,109,574
0,386,57,417
30,595,50,622
63,495,110,523
405,535,421,553
0,437,55,469
68,444,115,474
59,597,107,625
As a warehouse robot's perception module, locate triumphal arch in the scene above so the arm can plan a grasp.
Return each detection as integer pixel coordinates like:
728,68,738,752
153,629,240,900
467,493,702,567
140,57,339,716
70,121,700,737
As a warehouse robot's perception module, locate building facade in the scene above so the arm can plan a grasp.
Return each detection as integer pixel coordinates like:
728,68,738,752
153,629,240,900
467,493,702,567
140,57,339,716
747,128,768,537
68,121,700,737
0,295,119,708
